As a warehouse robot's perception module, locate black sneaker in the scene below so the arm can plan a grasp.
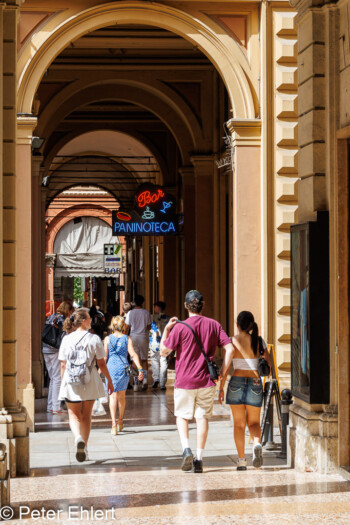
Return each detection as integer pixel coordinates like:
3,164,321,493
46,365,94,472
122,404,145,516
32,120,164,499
181,448,193,471
192,458,203,473
152,381,159,389
160,385,166,391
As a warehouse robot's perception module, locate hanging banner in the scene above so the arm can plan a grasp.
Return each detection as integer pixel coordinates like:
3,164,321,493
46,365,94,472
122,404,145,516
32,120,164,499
112,183,179,236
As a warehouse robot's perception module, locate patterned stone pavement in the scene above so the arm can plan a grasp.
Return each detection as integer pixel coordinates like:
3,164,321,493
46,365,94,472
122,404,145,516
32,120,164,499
5,389,350,524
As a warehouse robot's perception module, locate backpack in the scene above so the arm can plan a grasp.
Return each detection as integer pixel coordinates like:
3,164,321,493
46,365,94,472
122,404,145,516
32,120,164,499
66,332,95,385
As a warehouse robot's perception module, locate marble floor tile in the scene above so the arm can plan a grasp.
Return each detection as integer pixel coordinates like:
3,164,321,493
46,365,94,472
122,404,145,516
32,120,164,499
7,391,350,524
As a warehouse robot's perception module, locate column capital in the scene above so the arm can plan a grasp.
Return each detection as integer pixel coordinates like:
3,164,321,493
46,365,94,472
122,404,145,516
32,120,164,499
190,155,217,176
226,119,261,147
45,254,56,268
179,165,195,185
16,115,38,145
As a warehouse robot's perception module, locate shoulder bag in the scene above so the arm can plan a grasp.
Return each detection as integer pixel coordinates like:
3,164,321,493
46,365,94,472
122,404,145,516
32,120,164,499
257,338,270,377
176,320,219,381
42,315,63,349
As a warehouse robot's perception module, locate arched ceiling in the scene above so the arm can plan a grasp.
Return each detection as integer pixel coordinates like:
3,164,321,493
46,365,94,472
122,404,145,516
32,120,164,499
35,23,230,200
46,130,161,208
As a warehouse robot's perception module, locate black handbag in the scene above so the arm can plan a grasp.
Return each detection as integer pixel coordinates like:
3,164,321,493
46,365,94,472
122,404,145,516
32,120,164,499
257,339,270,377
42,316,63,349
176,320,219,381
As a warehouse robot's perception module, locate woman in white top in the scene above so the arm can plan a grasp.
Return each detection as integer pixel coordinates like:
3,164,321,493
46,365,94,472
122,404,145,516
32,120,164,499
58,309,114,462
219,311,271,471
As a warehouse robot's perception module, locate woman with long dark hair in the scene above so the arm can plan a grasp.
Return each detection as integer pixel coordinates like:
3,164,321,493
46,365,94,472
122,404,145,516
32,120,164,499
219,311,271,471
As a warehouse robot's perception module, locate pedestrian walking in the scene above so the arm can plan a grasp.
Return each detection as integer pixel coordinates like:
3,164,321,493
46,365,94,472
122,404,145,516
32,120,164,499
122,302,133,318
42,301,73,414
219,311,271,470
160,290,234,473
89,305,106,339
150,301,170,390
124,295,152,391
58,308,114,463
104,316,144,434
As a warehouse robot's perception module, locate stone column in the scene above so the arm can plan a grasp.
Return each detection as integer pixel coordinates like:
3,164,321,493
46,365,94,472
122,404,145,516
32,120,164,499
0,2,30,486
32,156,44,398
190,156,215,318
226,119,262,326
179,166,196,298
16,116,37,431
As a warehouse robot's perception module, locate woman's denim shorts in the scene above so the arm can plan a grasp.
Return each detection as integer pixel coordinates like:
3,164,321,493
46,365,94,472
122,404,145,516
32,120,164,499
226,376,263,407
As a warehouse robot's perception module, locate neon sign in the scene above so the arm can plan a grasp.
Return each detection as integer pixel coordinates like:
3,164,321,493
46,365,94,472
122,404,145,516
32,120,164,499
114,221,176,234
137,189,165,208
160,201,172,214
112,183,179,236
142,207,155,220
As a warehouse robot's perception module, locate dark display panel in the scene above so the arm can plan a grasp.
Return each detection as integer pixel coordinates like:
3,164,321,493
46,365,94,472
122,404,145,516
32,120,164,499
291,212,329,404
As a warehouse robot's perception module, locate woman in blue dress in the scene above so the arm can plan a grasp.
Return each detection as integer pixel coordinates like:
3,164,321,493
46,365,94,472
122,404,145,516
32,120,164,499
104,316,144,434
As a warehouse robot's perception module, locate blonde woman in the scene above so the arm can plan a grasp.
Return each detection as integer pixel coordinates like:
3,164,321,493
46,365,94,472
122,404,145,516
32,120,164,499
58,309,114,462
104,316,144,434
42,301,73,414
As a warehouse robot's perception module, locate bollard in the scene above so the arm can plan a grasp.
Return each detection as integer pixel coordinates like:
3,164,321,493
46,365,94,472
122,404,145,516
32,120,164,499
279,388,293,459
262,381,275,448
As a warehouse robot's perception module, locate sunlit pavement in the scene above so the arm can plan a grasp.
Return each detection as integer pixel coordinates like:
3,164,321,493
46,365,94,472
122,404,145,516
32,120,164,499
7,388,350,524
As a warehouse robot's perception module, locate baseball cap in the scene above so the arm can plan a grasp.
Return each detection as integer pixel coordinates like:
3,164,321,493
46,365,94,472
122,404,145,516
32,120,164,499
185,290,203,303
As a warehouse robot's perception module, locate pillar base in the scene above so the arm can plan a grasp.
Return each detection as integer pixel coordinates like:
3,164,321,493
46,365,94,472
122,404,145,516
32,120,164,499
32,360,43,399
289,403,338,473
17,384,35,432
0,468,10,506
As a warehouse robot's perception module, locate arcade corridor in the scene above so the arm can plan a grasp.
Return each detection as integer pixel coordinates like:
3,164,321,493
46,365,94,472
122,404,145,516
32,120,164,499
7,388,350,524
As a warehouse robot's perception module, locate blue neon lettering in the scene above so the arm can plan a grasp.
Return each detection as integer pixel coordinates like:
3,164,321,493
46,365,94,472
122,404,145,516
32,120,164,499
114,221,176,234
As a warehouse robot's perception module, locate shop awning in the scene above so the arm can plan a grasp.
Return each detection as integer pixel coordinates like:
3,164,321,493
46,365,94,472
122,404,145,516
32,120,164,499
53,217,118,278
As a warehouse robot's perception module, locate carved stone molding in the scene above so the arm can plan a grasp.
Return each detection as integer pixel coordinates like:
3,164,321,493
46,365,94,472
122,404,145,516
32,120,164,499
45,253,56,268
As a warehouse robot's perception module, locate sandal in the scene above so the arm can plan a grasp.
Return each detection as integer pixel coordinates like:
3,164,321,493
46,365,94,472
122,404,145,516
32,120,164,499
111,425,118,436
117,420,124,432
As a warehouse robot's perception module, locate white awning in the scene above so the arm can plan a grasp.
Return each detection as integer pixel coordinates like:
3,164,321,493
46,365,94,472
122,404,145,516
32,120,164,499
53,217,118,278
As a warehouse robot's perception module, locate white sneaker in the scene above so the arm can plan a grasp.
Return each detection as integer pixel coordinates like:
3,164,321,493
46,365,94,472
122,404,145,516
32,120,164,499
252,443,263,468
75,437,86,462
237,458,247,471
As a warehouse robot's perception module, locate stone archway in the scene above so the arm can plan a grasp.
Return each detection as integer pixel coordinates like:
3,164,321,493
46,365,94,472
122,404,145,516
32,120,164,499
17,1,258,118
15,0,262,439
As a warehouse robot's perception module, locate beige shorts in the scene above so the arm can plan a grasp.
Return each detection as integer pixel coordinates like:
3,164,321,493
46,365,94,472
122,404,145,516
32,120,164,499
131,335,149,361
174,386,216,420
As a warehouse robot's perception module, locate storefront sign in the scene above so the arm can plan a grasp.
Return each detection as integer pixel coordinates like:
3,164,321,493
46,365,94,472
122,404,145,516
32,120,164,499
104,244,122,273
112,184,179,236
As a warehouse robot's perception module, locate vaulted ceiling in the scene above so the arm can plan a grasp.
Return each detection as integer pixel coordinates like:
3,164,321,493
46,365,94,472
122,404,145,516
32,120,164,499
35,25,228,207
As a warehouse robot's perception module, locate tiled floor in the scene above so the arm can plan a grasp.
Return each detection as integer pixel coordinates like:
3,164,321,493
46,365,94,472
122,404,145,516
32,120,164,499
7,388,350,524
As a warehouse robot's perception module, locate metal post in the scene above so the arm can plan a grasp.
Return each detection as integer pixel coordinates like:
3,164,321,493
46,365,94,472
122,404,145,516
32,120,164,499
262,381,275,448
278,388,293,459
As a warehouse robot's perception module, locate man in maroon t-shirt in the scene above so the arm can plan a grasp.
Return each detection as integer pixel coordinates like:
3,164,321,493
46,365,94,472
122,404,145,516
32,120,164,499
160,290,234,473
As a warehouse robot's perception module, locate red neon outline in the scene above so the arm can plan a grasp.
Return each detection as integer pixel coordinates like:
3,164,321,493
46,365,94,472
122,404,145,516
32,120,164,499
116,212,131,221
137,189,165,208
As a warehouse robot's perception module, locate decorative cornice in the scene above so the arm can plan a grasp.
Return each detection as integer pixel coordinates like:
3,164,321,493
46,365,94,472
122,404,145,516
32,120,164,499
290,0,336,18
16,115,37,145
226,118,261,146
